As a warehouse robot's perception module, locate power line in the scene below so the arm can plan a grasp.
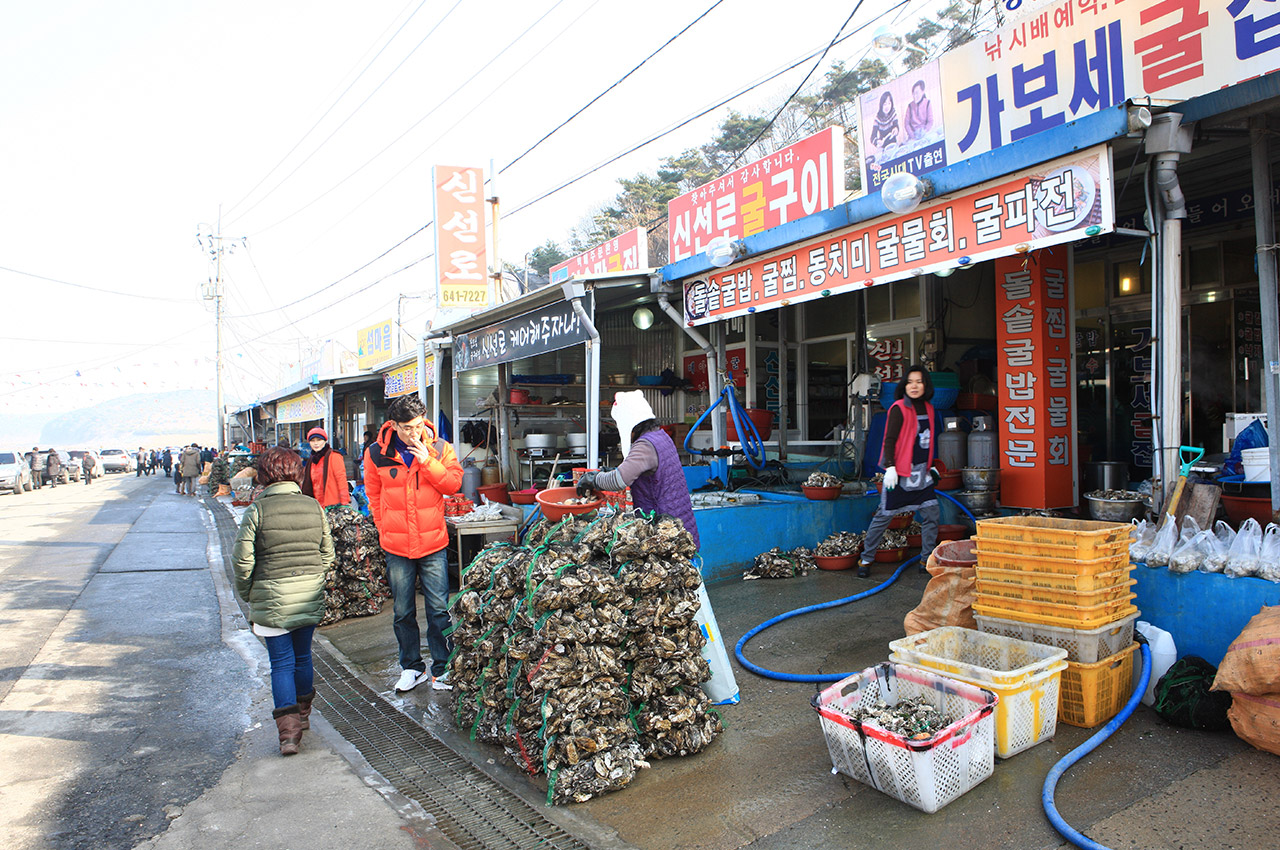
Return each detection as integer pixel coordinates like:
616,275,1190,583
0,264,193,303
225,0,465,230
501,0,726,173
223,0,429,219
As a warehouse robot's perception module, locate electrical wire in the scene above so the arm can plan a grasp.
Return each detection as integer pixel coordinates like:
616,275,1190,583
225,0,466,230
502,0,727,173
223,0,430,220
0,265,192,303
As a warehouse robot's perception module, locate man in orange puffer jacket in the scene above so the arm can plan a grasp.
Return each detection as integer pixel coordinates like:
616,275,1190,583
364,395,464,693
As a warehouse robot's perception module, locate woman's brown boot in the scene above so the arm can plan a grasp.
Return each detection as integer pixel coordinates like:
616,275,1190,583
273,705,302,756
297,690,315,733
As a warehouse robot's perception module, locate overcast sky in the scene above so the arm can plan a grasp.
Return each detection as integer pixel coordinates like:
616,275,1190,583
1,0,939,414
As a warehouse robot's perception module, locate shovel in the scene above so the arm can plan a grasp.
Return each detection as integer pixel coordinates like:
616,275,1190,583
1165,445,1206,520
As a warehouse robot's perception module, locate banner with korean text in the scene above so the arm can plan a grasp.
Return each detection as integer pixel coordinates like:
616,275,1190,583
668,126,843,263
433,165,490,312
858,0,1280,186
684,145,1112,325
995,250,1075,509
357,319,394,371
276,390,327,424
550,227,648,283
383,355,434,399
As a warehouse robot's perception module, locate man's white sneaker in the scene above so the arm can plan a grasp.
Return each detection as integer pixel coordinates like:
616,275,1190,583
431,673,453,691
394,669,429,693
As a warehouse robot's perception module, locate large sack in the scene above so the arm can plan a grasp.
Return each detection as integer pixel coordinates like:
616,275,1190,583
232,466,257,480
903,549,977,635
1227,691,1280,756
1213,606,1280,696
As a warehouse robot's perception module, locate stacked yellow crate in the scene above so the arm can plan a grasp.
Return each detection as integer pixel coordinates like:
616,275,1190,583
971,516,1140,727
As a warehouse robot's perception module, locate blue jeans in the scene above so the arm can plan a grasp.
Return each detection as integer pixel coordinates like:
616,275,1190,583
263,626,316,710
386,550,453,678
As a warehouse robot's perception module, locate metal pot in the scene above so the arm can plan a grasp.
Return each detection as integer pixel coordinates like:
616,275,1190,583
565,432,588,449
1084,494,1148,522
1084,461,1129,492
523,432,559,450
961,467,1001,491
954,489,998,513
608,373,635,386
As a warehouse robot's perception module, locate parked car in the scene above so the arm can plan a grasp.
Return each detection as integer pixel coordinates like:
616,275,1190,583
0,450,34,494
68,450,101,482
98,448,134,473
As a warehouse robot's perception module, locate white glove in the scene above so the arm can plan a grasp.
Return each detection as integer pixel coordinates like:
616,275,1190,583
883,468,899,490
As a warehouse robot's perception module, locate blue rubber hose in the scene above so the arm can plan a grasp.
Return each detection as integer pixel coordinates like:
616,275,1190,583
734,555,918,682
1041,642,1153,850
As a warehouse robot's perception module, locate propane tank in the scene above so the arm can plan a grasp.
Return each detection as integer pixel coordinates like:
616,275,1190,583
480,459,501,486
460,458,481,502
967,417,997,470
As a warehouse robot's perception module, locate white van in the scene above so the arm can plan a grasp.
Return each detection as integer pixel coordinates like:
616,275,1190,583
0,450,34,494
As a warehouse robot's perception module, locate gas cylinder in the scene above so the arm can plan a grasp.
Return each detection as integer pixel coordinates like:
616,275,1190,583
967,420,997,470
480,460,501,486
938,430,967,472
1136,621,1177,706
460,458,481,502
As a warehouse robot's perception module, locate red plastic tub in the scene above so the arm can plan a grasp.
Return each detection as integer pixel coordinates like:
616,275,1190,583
477,483,511,505
1220,493,1274,528
726,408,774,441
932,539,978,569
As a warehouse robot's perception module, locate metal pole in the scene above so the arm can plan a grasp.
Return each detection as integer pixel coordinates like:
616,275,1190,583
1250,119,1280,517
215,207,225,453
778,306,789,461
1159,216,1182,505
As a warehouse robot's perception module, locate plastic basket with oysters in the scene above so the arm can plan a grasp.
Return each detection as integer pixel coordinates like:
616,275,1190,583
447,511,722,804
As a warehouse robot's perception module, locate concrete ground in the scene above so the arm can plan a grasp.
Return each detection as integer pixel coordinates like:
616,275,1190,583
320,542,1280,850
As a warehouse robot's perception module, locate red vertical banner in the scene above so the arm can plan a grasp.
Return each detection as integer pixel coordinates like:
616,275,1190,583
433,165,490,311
995,251,1073,509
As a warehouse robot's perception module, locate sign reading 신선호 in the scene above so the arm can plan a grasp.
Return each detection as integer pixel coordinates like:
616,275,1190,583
433,164,490,312
683,145,1113,326
452,293,594,372
549,227,648,284
858,0,1280,190
667,126,844,264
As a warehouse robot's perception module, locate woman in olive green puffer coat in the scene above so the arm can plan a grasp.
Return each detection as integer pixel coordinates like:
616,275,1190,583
233,447,335,756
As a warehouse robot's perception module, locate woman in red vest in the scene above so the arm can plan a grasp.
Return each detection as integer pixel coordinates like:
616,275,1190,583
858,365,939,577
302,427,350,507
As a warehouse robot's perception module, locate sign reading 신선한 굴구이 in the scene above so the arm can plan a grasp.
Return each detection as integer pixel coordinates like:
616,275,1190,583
858,0,1280,188
549,227,649,284
683,145,1113,326
667,126,844,263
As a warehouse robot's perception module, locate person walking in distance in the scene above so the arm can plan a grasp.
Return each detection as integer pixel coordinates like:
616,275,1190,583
364,395,463,693
46,449,61,487
162,448,172,476
301,427,349,508
82,451,95,485
232,447,334,756
136,447,147,477
179,443,202,496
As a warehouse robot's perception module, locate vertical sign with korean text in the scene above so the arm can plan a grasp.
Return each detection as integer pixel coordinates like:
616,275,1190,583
549,227,649,283
357,319,394,371
995,250,1074,509
667,127,843,263
433,165,489,312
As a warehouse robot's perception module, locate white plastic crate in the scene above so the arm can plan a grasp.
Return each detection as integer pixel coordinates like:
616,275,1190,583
888,627,1067,759
811,662,997,813
975,611,1139,664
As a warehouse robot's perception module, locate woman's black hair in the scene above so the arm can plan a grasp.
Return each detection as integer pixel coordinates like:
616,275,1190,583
878,91,894,115
631,418,662,440
894,365,934,402
912,79,926,94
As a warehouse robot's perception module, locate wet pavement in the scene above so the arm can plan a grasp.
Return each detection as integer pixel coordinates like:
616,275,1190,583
315,534,1280,850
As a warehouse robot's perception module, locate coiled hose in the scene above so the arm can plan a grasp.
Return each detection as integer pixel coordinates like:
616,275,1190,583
733,490,979,682
1042,641,1153,850
684,381,767,470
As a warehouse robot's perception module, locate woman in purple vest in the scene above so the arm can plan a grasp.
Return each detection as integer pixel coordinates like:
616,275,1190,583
858,365,940,577
575,391,699,545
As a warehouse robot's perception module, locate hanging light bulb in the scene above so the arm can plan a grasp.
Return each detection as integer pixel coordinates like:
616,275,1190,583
882,172,931,214
632,307,654,330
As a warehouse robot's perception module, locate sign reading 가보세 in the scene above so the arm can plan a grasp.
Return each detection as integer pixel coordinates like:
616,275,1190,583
683,145,1113,326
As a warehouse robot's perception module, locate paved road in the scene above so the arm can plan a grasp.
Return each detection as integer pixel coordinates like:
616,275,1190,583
0,475,431,850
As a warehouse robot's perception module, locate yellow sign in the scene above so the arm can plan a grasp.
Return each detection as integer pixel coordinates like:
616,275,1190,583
357,320,394,370
383,355,434,399
276,390,326,424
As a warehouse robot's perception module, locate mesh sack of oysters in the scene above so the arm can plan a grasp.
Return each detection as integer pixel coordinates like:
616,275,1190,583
744,546,816,580
805,471,842,488
448,511,722,804
319,505,390,625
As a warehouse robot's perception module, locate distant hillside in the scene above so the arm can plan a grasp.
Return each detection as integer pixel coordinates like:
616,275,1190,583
0,390,219,448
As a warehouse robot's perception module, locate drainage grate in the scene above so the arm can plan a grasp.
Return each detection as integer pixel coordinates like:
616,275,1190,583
208,500,591,850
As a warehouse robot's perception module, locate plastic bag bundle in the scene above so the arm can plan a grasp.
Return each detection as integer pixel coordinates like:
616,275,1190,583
1258,523,1280,583
1145,514,1179,568
1226,518,1263,578
1130,518,1156,563
1202,521,1235,574
447,511,722,805
1169,517,1208,574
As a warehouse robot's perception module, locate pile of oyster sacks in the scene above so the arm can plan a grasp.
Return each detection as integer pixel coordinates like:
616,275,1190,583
447,512,723,804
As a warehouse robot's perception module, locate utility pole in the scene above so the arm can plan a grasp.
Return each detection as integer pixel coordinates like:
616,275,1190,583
197,208,243,453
